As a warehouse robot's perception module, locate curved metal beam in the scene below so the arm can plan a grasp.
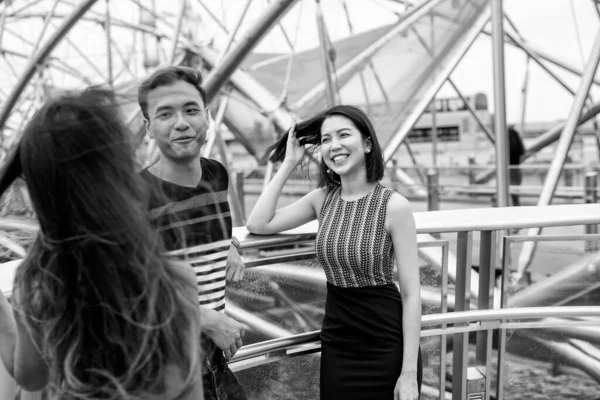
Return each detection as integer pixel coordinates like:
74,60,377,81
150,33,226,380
382,5,490,163
193,45,293,132
294,0,445,113
0,0,99,131
203,0,299,103
481,29,600,87
3,12,172,49
0,48,93,84
516,27,600,280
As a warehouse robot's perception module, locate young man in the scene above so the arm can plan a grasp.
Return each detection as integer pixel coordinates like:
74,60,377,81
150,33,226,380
138,66,247,399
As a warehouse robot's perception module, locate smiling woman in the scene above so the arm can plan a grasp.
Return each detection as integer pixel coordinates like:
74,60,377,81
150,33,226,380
247,105,423,400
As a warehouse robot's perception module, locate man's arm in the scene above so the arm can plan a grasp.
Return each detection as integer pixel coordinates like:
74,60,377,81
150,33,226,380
169,260,243,360
225,239,245,282
199,306,244,361
210,159,246,283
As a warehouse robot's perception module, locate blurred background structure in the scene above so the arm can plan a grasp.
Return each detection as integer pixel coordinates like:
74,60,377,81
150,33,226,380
2,0,600,399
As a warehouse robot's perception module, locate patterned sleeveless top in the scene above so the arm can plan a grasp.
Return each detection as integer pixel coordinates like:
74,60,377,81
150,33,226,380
315,183,395,288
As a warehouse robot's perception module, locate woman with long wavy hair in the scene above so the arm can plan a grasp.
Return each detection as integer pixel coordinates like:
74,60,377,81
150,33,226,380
0,88,203,399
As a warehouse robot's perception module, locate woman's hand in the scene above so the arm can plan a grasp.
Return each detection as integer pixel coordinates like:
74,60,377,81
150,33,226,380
282,122,305,168
394,370,419,400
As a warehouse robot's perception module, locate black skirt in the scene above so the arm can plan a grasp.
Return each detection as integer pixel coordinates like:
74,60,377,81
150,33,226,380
320,282,423,400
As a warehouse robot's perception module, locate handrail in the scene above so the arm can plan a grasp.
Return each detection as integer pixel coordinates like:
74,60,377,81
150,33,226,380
234,203,600,246
2,203,600,294
420,306,600,325
231,306,600,365
233,330,320,363
2,206,600,397
1,203,598,249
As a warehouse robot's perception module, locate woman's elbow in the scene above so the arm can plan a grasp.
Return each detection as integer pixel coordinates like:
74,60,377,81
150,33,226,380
245,222,260,234
246,221,271,235
401,291,422,304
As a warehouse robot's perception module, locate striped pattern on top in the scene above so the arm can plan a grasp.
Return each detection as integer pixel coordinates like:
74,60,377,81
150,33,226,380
166,239,230,312
315,183,395,288
140,158,232,311
149,190,229,220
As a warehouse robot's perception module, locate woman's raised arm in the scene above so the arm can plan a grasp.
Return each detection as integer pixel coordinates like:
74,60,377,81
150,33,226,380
247,123,326,235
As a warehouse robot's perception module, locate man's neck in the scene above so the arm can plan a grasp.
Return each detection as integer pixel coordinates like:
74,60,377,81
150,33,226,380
148,156,203,187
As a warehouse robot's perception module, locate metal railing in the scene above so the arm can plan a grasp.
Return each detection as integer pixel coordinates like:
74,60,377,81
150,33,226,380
228,203,600,400
238,164,597,214
393,164,598,203
230,306,600,400
2,203,600,399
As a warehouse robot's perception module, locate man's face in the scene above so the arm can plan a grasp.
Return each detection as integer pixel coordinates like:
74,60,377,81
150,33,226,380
145,80,209,163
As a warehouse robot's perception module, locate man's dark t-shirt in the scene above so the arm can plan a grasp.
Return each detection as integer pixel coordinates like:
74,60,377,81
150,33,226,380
140,158,232,312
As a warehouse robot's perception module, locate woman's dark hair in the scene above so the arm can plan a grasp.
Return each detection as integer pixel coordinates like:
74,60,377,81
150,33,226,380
265,104,385,187
7,88,201,399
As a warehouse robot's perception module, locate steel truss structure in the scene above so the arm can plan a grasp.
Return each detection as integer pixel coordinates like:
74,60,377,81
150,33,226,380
2,1,600,398
1,0,600,340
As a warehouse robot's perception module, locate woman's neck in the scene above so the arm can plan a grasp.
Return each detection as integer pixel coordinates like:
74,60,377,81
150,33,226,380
339,169,376,201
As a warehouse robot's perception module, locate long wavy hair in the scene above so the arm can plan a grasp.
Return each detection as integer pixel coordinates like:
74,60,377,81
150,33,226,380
265,105,385,187
7,88,201,399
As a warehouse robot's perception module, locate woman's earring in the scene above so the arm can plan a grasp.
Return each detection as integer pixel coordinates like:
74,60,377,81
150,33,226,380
327,168,333,175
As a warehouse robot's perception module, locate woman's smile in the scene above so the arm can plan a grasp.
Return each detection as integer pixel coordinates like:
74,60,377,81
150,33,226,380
331,154,350,164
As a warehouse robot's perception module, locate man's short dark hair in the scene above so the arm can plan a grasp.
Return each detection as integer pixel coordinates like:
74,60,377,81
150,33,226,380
138,66,207,120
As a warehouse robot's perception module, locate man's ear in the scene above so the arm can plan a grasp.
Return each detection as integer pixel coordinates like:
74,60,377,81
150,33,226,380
144,119,153,139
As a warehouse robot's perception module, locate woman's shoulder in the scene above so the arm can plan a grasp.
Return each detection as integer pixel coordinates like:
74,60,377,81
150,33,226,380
376,183,398,196
377,184,406,202
386,191,411,212
307,186,331,208
310,186,331,197
379,186,412,217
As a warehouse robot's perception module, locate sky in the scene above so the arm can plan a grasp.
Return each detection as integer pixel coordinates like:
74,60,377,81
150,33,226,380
450,0,600,124
215,0,600,124
256,0,600,124
1,0,599,126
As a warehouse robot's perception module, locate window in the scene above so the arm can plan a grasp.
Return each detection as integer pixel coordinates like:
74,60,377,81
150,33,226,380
424,93,489,113
408,126,460,143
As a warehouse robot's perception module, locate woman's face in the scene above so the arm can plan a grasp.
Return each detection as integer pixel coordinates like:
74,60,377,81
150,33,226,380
320,115,371,178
